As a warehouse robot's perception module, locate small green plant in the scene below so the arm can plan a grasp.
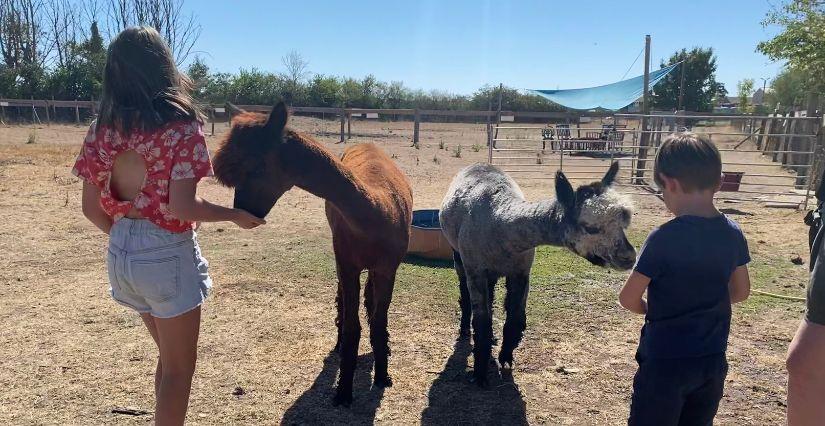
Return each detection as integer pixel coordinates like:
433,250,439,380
26,130,37,144
452,145,462,158
391,153,399,159
536,153,543,164
438,139,445,150
471,144,482,152
432,155,440,165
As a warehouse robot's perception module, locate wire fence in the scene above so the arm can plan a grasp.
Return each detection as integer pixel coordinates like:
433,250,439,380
489,113,824,209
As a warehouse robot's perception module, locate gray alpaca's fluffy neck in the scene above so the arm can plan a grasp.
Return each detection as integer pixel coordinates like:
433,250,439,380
499,198,568,253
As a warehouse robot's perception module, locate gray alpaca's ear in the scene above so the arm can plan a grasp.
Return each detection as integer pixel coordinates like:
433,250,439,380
265,101,289,140
555,170,575,209
602,162,619,187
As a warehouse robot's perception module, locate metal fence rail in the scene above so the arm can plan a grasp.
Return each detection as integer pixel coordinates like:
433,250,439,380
489,113,824,209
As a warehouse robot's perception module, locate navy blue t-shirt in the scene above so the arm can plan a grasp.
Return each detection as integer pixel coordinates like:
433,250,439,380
634,214,750,360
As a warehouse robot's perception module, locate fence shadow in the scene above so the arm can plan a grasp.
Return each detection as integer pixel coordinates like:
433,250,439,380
420,337,528,425
281,351,385,425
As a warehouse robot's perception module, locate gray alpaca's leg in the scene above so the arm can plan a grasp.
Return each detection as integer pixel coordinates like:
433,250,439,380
367,269,395,388
333,263,361,407
453,251,471,336
467,270,497,386
500,273,529,368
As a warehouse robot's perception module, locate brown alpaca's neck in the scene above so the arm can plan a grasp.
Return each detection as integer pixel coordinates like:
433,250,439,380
283,132,373,228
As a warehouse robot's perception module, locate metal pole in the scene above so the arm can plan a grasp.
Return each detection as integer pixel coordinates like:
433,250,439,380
678,60,685,112
493,83,503,146
635,35,652,184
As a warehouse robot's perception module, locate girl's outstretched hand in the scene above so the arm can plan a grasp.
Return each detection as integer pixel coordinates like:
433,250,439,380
232,209,266,229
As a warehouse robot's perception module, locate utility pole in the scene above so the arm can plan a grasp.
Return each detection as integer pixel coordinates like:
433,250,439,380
635,35,652,184
678,60,686,112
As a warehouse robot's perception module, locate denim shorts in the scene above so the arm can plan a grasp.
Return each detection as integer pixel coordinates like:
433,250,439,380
107,218,212,318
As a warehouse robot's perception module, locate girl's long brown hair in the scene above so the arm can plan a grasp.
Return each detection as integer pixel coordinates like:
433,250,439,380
98,26,203,133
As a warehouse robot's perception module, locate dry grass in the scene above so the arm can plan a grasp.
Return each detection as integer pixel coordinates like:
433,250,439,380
0,118,811,425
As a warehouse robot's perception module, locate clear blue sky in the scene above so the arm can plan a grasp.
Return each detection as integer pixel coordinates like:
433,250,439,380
188,0,785,95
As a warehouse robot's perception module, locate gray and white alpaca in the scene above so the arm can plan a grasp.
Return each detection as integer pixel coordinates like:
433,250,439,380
439,162,636,384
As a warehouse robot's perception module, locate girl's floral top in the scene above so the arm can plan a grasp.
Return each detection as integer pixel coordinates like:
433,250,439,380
72,120,213,233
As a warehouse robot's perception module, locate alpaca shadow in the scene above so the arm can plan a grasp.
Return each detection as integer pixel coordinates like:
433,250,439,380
281,351,385,425
402,254,454,269
420,337,528,425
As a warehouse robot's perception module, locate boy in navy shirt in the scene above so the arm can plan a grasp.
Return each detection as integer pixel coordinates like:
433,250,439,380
620,132,751,426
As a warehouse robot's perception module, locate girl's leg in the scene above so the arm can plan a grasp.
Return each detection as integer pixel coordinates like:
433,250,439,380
140,313,162,397
153,307,201,426
787,319,825,426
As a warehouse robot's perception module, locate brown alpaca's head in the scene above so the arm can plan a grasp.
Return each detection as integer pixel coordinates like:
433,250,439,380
212,102,294,218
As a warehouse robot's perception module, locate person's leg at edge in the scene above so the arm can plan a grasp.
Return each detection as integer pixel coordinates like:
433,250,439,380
153,307,201,426
140,313,162,397
787,319,825,426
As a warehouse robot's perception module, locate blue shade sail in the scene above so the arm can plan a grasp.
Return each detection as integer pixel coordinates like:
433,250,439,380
529,63,679,111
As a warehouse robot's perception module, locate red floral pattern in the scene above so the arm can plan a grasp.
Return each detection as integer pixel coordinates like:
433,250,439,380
72,120,213,233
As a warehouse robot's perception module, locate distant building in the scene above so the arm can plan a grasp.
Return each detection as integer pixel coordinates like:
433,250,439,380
714,89,766,113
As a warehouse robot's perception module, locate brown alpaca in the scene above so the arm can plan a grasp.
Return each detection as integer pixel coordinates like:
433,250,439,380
212,102,413,406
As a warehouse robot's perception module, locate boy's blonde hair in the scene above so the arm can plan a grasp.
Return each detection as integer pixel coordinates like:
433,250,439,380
654,132,722,192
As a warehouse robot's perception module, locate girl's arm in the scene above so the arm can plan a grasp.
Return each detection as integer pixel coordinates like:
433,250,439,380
82,182,113,234
619,271,651,315
729,265,751,304
168,178,265,229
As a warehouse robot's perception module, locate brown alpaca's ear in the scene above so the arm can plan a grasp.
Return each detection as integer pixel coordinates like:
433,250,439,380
265,101,289,140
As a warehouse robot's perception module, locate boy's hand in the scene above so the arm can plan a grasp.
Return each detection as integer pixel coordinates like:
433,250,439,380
232,209,266,229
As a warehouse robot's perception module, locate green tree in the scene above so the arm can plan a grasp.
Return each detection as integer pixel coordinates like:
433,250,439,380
307,74,341,107
766,67,809,109
187,56,210,99
757,0,825,95
651,47,725,112
737,78,755,113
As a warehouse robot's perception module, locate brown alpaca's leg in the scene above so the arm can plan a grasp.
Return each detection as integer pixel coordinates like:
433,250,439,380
333,264,361,407
368,269,395,388
333,284,342,353
363,271,375,324
500,273,529,369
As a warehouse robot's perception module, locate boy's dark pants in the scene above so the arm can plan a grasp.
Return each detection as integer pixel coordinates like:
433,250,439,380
628,353,728,426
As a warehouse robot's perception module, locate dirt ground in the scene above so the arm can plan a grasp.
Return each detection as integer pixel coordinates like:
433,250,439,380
0,117,812,425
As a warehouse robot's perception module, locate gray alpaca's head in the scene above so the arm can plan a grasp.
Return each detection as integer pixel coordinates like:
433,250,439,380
555,162,636,270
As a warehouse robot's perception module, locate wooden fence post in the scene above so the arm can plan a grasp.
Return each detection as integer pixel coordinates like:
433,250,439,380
44,100,50,125
210,107,215,136
339,108,346,143
347,112,352,140
75,101,80,125
413,108,420,145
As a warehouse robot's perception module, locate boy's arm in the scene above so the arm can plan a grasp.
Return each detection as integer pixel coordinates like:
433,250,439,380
729,265,750,304
168,178,266,229
81,181,112,234
619,271,651,315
